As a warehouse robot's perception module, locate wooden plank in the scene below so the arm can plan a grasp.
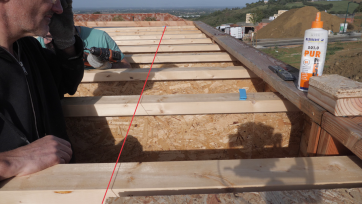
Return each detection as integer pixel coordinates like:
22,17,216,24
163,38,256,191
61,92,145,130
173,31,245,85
61,92,299,117
308,75,362,116
1,156,362,204
317,129,352,156
98,26,198,32
75,21,195,27
299,116,322,157
307,122,322,156
119,44,222,53
194,21,326,125
81,66,257,82
125,53,235,64
116,38,212,46
107,30,203,36
111,34,207,40
322,112,362,160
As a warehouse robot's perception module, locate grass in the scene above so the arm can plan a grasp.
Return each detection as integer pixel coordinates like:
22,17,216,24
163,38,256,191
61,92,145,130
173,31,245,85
260,42,349,68
311,1,359,14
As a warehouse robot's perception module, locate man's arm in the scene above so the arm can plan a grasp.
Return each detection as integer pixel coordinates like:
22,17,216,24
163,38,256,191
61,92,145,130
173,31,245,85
0,136,72,181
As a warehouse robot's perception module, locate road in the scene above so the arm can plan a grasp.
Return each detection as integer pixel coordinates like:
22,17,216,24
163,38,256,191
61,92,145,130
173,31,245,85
252,33,362,48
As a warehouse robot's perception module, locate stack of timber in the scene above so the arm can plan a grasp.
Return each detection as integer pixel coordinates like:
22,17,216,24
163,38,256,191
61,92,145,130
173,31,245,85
308,74,362,116
2,20,362,204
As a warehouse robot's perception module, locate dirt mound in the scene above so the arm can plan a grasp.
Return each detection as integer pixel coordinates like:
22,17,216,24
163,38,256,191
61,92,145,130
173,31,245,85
324,52,362,82
257,6,344,39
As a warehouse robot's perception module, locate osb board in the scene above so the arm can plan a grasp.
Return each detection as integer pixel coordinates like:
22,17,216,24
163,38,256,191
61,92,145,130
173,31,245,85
65,112,304,163
70,78,265,97
106,188,362,204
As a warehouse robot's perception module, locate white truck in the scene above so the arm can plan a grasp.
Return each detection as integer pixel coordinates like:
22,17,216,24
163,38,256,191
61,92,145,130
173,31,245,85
225,27,245,39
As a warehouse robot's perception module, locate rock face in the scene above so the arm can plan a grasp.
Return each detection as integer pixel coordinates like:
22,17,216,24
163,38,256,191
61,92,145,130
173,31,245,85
257,6,344,39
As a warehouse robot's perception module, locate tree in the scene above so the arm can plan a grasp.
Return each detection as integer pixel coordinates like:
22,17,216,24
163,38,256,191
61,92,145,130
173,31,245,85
93,11,101,14
249,9,264,26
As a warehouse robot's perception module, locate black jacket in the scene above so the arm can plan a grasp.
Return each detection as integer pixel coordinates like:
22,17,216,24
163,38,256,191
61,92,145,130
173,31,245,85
0,36,84,152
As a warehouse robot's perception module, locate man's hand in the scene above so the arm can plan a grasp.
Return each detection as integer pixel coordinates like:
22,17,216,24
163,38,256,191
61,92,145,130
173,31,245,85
0,136,72,181
49,0,75,50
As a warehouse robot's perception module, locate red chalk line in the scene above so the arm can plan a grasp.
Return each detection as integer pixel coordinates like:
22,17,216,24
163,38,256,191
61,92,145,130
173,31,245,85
101,26,167,204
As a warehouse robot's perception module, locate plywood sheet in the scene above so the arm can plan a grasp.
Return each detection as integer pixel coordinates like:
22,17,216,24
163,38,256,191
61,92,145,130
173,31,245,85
70,79,266,97
65,112,304,163
107,188,362,204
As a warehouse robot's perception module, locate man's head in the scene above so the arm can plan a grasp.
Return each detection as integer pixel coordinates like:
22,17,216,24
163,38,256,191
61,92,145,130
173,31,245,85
1,0,63,39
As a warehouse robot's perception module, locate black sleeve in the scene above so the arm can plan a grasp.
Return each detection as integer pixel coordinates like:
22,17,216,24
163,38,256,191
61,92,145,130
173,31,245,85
45,35,84,98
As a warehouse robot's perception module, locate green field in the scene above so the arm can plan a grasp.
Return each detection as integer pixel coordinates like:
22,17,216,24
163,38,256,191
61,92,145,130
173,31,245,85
311,1,359,14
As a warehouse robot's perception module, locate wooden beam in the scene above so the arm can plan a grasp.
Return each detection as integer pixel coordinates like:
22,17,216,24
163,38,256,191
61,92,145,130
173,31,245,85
125,53,235,64
98,26,198,32
81,66,257,82
306,122,322,156
111,34,207,40
322,112,362,160
61,92,299,117
299,117,322,157
1,156,362,204
107,30,203,36
308,75,362,116
317,129,352,156
75,21,195,27
119,44,222,53
194,21,326,125
116,38,212,46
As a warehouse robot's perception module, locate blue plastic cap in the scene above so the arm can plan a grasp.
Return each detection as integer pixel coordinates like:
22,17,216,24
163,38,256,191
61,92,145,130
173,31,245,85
239,89,247,100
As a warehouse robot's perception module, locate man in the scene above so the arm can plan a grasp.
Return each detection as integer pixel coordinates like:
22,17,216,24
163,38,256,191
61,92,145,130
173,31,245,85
0,0,84,181
37,26,132,69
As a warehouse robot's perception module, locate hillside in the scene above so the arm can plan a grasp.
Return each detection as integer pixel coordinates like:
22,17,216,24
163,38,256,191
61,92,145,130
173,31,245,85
257,7,344,39
192,1,360,27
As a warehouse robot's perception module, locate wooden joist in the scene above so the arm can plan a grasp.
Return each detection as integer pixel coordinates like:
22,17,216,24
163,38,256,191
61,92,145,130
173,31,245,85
98,26,198,32
322,112,362,160
81,66,256,82
119,44,222,53
194,21,326,125
308,75,362,116
75,21,195,27
111,34,207,40
316,129,352,156
107,30,202,36
125,53,235,64
1,156,362,204
116,38,212,45
61,92,298,117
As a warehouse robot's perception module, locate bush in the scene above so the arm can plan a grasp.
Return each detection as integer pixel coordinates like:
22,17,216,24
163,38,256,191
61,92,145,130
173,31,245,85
302,2,333,11
144,17,157,21
347,23,354,30
112,15,124,21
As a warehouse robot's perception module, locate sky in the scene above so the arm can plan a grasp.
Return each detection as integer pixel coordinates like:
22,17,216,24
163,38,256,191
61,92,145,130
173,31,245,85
72,0,259,9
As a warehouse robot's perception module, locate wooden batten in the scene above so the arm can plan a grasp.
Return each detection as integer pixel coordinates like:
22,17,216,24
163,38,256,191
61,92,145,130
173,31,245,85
111,34,207,40
1,156,362,204
308,75,362,117
81,67,256,82
107,30,203,36
116,38,212,45
119,44,222,53
125,53,235,64
75,21,195,27
98,26,198,32
62,93,299,117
